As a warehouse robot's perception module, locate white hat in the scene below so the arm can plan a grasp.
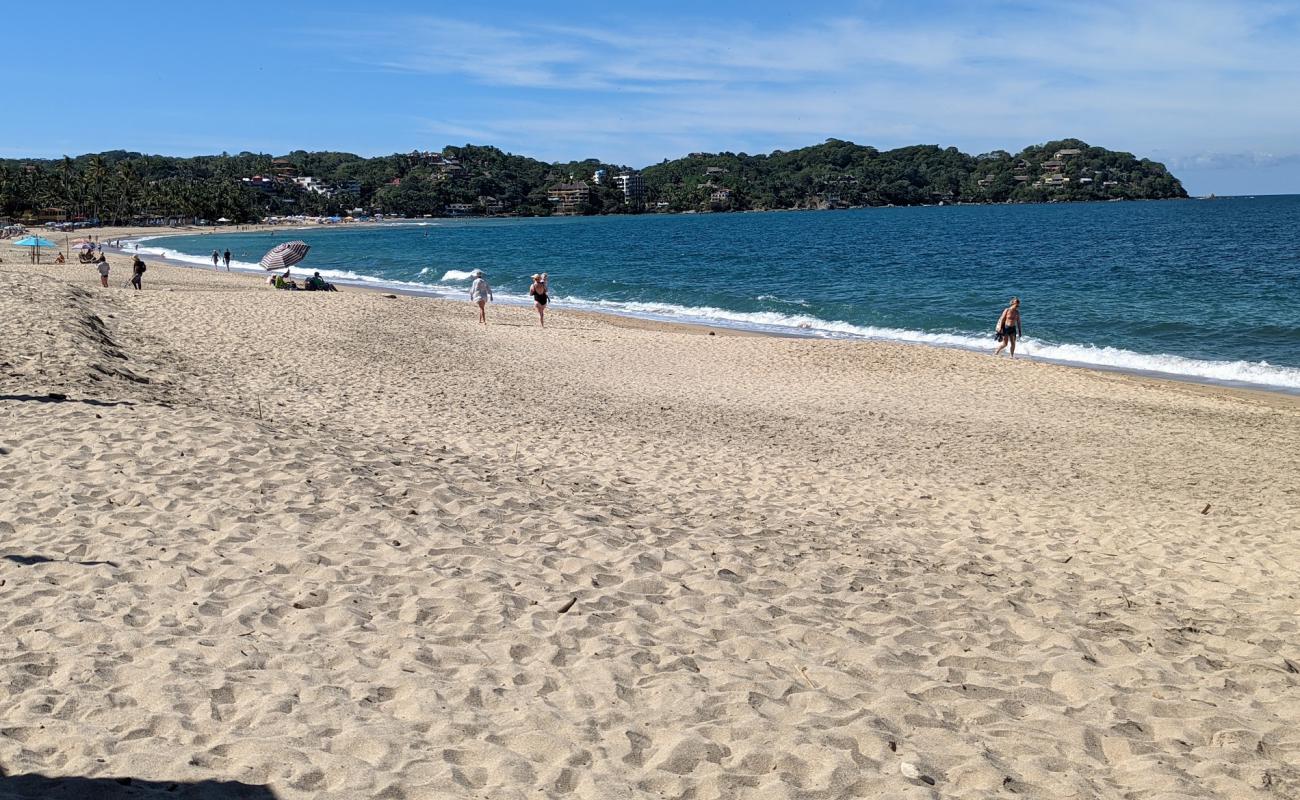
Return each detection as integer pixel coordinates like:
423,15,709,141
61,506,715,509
470,269,484,278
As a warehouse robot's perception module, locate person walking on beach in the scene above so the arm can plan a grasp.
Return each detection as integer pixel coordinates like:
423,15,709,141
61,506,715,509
529,272,549,327
130,256,146,290
994,297,1022,357
223,249,231,270
469,269,493,324
96,254,110,288
212,250,220,268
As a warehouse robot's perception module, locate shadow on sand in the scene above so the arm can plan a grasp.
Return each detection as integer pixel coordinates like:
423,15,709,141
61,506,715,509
0,774,277,799
0,394,134,407
3,554,119,568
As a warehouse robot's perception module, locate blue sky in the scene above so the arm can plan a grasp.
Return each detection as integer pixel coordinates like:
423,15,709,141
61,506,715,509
4,0,1299,194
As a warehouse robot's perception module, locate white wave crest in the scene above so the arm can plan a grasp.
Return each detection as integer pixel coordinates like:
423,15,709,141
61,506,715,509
558,297,1300,391
113,239,1300,392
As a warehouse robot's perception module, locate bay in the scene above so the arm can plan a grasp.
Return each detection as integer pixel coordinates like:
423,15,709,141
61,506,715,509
135,195,1300,391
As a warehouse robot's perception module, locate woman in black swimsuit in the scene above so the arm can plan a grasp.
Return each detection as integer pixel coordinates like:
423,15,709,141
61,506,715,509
529,273,549,327
994,296,1022,357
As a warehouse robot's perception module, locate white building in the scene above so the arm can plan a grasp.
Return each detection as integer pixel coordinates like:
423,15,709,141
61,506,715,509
613,171,646,203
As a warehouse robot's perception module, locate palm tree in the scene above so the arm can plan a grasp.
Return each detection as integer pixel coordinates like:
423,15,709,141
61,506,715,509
110,161,141,224
56,156,75,217
86,155,108,222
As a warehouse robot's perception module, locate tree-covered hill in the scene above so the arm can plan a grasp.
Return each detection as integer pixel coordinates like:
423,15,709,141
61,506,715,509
0,138,1185,224
642,138,1187,210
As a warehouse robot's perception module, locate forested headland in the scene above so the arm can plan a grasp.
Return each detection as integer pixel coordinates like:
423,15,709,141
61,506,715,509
0,138,1186,224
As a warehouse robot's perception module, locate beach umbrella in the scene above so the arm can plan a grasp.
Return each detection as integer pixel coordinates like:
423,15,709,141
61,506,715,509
259,240,310,271
13,235,58,262
13,236,56,247
216,217,231,223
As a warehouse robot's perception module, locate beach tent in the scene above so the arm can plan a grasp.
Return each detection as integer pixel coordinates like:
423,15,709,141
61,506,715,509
216,217,231,224
12,235,58,263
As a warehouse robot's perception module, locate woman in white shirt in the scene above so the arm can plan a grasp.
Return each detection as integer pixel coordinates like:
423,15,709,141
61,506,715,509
469,269,493,324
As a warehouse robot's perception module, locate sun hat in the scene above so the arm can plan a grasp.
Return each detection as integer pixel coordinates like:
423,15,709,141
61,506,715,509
470,269,484,278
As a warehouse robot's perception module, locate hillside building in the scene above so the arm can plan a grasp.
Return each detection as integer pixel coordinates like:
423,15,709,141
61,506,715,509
547,181,591,215
614,172,646,204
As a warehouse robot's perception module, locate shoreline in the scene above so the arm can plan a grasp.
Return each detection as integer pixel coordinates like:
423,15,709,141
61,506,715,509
111,223,1300,401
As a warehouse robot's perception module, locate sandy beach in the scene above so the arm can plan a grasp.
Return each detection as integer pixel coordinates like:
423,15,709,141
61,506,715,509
2,229,1299,799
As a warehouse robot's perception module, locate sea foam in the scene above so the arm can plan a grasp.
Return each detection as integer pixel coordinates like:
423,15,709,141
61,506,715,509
119,237,1300,392
559,297,1300,391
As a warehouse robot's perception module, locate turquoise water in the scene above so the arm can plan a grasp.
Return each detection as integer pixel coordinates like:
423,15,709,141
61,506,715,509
134,196,1300,390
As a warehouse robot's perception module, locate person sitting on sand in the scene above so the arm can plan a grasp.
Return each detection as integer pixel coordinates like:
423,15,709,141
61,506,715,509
274,270,299,290
994,297,1022,357
55,252,65,264
304,271,338,292
96,254,110,288
529,272,549,327
469,269,492,324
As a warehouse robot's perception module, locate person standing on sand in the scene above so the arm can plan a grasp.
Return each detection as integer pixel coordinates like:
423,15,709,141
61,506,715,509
130,256,146,290
994,297,1022,357
529,272,549,327
469,269,493,324
223,249,231,270
212,250,220,268
96,254,110,288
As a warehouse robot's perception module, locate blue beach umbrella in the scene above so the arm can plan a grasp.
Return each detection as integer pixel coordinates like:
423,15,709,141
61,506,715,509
12,235,57,247
12,235,58,263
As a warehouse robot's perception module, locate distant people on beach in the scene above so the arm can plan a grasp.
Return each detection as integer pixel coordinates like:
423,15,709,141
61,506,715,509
212,250,220,268
529,272,549,327
55,252,65,264
96,255,110,288
223,249,231,270
994,297,1022,357
469,270,493,324
131,256,146,290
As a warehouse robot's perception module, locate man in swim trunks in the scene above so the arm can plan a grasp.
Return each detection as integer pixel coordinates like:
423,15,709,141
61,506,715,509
994,296,1022,357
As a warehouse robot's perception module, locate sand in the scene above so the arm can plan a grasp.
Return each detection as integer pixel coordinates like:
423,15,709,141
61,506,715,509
2,229,1299,799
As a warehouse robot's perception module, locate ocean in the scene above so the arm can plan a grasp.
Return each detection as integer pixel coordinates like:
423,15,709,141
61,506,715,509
131,196,1300,392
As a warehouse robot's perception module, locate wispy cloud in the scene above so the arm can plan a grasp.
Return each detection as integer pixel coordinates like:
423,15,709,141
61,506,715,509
328,1,1300,171
1168,151,1300,170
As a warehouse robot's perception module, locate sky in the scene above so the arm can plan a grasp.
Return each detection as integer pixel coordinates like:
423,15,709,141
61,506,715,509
4,0,1299,195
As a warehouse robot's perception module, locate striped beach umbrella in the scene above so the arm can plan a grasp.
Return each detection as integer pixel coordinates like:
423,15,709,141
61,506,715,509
259,240,310,271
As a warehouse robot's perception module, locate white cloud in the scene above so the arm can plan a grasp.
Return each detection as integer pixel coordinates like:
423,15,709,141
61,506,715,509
330,2,1300,168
